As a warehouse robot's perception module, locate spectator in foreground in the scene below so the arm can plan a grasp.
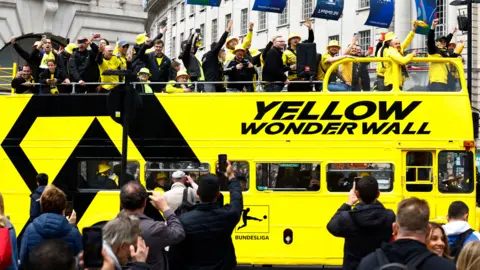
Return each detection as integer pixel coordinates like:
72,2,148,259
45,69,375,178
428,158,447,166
164,171,198,212
443,201,480,261
102,213,150,270
121,182,185,270
0,192,18,270
427,222,452,260
168,161,243,270
263,35,290,92
24,239,75,270
11,65,37,94
457,241,480,270
39,59,70,94
20,185,81,266
29,173,49,222
357,197,456,270
327,176,395,270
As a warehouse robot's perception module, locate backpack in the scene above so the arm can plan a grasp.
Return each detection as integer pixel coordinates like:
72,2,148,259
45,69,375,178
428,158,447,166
450,228,474,262
174,188,195,216
0,227,13,269
375,248,434,270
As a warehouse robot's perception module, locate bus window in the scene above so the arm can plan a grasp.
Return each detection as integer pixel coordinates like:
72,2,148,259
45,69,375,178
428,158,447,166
77,160,140,190
438,151,474,193
403,61,462,92
406,151,433,192
256,163,320,191
216,161,249,192
326,163,394,192
145,161,210,192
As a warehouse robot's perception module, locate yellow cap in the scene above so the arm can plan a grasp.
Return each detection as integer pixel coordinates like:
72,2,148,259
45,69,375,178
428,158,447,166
327,40,341,49
233,44,246,53
65,43,78,55
156,172,167,179
136,33,148,45
288,32,301,43
137,67,151,76
412,20,429,28
176,70,190,80
226,36,239,47
359,172,371,177
384,32,397,42
98,163,111,173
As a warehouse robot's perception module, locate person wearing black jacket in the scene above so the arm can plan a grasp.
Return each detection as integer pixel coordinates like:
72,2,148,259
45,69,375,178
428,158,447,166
224,45,255,92
179,30,204,91
39,59,70,94
327,176,395,270
136,39,172,92
202,20,232,92
11,65,38,94
351,45,372,91
10,37,41,81
357,197,456,270
168,162,243,270
263,35,290,92
69,36,100,93
132,30,165,74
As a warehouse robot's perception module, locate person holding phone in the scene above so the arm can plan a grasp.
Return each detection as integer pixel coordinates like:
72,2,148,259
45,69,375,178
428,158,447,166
326,176,395,270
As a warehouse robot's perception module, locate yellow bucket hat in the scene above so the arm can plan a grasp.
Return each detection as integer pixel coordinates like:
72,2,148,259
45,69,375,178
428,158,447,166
327,40,341,49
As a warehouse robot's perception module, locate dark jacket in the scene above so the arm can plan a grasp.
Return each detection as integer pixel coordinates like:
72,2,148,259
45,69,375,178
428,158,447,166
11,76,38,94
224,57,254,91
428,30,454,57
263,46,290,85
327,201,395,270
39,67,69,94
132,33,163,74
203,31,229,92
69,43,99,83
20,213,82,265
29,186,46,222
357,239,456,270
58,51,72,77
29,47,65,76
352,57,371,91
168,179,243,270
126,210,185,270
136,45,172,92
12,43,40,80
179,33,202,78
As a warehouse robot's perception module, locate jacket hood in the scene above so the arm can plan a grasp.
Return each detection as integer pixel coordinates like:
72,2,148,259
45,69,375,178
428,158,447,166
350,201,390,228
443,220,471,236
382,239,431,263
32,213,73,238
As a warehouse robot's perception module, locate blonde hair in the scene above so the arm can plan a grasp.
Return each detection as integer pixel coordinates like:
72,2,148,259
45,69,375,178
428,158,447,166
0,192,5,228
457,241,480,270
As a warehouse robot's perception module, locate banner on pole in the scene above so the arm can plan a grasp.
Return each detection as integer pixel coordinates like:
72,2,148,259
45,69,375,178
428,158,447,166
365,0,394,28
312,0,344,21
252,0,288,13
186,0,221,7
414,0,437,35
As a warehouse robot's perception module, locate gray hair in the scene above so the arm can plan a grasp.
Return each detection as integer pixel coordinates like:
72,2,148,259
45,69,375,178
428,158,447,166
102,213,141,246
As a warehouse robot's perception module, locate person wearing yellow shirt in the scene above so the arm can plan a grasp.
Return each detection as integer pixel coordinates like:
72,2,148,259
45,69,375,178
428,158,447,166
282,18,315,92
317,40,354,91
96,44,126,93
136,68,153,93
153,172,168,193
225,22,254,64
384,37,418,91
166,70,194,93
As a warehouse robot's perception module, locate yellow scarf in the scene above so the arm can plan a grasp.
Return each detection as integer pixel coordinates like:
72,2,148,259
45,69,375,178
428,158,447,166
40,52,56,69
49,73,59,94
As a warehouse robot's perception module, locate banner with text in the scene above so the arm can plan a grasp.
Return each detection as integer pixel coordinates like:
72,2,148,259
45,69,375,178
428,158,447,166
414,0,437,35
312,0,344,21
252,0,288,13
365,0,394,28
186,0,221,7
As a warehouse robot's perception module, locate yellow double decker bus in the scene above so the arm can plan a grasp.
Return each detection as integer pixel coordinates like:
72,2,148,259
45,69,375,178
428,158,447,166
0,57,477,267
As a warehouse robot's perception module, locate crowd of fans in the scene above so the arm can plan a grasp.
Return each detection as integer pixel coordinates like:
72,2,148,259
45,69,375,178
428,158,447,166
9,18,465,94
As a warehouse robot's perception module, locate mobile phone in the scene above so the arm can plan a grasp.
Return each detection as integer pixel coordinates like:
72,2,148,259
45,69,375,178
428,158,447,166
82,227,103,268
93,33,101,39
354,177,361,186
65,201,73,217
195,28,201,34
218,154,227,172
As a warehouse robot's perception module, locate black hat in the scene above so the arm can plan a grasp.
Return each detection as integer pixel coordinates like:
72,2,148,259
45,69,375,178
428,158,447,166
436,36,448,43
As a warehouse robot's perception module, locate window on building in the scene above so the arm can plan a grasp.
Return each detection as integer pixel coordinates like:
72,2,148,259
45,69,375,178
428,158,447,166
438,151,474,193
302,0,313,20
358,30,371,52
358,0,370,9
172,7,177,23
278,0,289,26
327,163,394,192
77,160,140,190
406,151,433,192
436,0,447,38
181,2,185,20
329,35,340,42
180,32,184,44
258,12,267,31
226,13,232,32
212,19,218,42
241,8,248,35
172,36,176,59
256,163,320,191
200,24,205,46
190,4,195,16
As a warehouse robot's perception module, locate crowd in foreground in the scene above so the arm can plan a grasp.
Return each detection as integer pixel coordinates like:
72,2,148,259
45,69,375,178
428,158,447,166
9,17,465,94
1,162,480,269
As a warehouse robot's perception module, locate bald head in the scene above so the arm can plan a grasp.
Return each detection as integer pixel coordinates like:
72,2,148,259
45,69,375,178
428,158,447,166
103,45,114,59
120,181,147,211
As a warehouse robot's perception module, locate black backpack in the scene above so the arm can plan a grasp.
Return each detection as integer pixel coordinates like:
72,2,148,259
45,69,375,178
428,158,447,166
450,228,474,262
174,188,195,216
375,248,434,270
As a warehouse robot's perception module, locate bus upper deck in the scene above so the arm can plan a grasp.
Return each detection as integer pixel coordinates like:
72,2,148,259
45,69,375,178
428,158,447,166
0,57,477,267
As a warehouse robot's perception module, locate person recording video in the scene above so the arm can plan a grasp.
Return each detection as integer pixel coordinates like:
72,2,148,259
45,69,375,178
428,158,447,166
223,45,255,92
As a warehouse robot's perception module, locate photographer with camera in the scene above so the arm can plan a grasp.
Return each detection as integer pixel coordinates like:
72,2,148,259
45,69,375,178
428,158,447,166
223,45,255,92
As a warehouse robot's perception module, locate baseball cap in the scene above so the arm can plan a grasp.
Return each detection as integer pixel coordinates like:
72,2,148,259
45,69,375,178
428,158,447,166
172,170,185,179
118,40,129,47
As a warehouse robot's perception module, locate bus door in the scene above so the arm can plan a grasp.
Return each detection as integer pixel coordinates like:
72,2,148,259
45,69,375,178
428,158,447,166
402,151,437,217
435,150,475,225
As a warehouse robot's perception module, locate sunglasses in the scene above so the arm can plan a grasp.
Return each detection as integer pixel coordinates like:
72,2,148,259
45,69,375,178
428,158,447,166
139,72,149,75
